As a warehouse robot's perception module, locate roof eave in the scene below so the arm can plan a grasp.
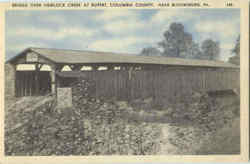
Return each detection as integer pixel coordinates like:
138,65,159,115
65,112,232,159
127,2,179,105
6,47,240,69
6,47,57,66
5,48,32,64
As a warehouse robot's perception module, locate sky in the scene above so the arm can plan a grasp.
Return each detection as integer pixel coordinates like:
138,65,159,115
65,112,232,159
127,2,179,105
5,9,240,61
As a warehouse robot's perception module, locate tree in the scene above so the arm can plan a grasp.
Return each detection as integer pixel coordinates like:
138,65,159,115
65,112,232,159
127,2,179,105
229,35,240,65
139,47,161,57
158,22,197,58
185,42,203,59
200,39,220,60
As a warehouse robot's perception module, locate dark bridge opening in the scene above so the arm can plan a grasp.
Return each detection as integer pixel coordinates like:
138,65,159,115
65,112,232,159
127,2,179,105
15,71,51,97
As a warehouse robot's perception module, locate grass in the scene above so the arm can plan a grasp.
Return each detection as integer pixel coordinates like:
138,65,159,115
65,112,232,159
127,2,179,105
197,118,240,154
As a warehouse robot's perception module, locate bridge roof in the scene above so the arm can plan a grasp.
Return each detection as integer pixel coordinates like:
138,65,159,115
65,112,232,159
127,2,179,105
7,47,238,68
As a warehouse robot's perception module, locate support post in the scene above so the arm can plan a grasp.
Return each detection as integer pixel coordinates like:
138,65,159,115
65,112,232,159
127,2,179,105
107,65,113,70
92,65,98,71
50,66,56,95
35,63,40,95
10,64,17,97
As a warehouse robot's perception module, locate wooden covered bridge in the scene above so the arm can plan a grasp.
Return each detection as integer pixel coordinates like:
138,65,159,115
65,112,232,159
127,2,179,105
6,47,239,102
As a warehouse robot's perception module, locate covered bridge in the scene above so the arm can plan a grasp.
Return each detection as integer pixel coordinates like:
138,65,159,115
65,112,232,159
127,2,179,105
6,47,239,102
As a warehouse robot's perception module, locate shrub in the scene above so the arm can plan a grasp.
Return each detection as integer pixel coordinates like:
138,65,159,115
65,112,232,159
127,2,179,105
167,91,240,154
5,78,162,155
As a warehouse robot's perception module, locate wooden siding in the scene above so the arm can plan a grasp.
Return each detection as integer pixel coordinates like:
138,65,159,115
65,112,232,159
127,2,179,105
15,71,51,97
61,69,239,101
5,64,16,98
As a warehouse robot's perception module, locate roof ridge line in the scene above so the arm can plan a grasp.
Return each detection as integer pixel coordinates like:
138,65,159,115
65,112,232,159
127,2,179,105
6,47,238,69
30,47,138,56
30,47,234,65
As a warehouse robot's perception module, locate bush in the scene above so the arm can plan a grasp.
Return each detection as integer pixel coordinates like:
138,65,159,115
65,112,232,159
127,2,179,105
166,91,240,154
5,77,240,155
196,118,240,155
5,78,162,155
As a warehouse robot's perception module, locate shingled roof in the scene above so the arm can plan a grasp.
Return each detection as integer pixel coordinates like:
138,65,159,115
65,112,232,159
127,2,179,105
8,47,238,68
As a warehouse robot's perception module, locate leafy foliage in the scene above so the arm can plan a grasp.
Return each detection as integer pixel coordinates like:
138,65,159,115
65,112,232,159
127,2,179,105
229,35,240,65
5,78,161,155
201,39,220,60
140,22,222,61
165,92,240,154
232,35,240,55
158,23,196,58
139,47,162,57
5,77,240,155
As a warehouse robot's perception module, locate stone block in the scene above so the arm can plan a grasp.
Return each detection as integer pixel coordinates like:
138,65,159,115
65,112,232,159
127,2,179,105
57,87,72,108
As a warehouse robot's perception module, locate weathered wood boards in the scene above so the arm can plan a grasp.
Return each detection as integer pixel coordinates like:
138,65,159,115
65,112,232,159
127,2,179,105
57,68,239,101
14,67,239,100
7,48,239,100
15,71,51,97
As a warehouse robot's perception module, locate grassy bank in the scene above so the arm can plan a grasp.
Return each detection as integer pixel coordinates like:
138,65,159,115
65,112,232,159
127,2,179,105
5,78,240,155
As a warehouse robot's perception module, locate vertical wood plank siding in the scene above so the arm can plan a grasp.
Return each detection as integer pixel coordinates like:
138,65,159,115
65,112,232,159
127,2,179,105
15,68,239,99
15,71,51,97
70,69,239,101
